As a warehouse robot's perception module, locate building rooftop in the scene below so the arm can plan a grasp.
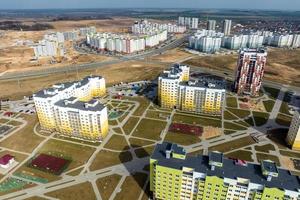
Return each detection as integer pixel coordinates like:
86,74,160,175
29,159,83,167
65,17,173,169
151,142,300,192
180,77,225,90
0,154,14,165
54,98,105,112
34,76,103,98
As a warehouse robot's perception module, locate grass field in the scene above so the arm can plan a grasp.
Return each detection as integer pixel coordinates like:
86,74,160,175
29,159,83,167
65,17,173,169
45,182,96,200
96,174,122,200
263,100,275,112
172,114,222,127
90,150,132,171
226,97,238,108
122,117,140,135
145,110,170,120
254,144,275,153
135,146,155,158
256,153,281,166
129,138,155,148
252,111,270,126
224,122,248,131
226,108,250,119
209,136,255,152
225,150,254,162
0,115,44,153
279,150,300,158
132,119,167,140
224,111,238,120
275,113,292,127
104,135,130,151
114,173,148,200
164,132,201,146
264,87,280,99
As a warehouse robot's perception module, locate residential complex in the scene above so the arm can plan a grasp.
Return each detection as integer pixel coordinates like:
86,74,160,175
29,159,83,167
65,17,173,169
150,142,300,200
33,76,108,141
234,48,267,96
286,110,300,151
222,34,264,50
207,20,216,30
86,30,167,54
32,32,65,58
79,26,96,36
158,64,225,114
63,31,79,41
222,19,232,36
132,19,186,34
189,30,223,53
178,17,199,29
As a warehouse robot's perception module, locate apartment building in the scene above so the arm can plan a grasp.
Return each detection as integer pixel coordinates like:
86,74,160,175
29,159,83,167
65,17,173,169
178,78,225,114
150,142,300,200
222,19,232,36
207,20,216,30
158,65,225,114
234,48,267,96
33,76,107,141
286,110,300,151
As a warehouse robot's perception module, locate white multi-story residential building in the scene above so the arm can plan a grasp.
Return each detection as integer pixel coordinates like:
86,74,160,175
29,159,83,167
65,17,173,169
292,34,300,48
79,26,96,36
32,32,65,58
222,19,232,36
207,20,216,30
132,20,186,34
189,30,223,53
286,110,300,151
158,64,225,114
63,31,79,41
222,34,264,50
86,30,167,54
191,18,199,29
33,76,107,141
234,48,267,96
53,98,108,140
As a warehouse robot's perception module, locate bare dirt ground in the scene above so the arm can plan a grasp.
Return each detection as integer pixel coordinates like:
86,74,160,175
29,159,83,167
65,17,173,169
183,48,300,86
0,60,168,100
149,48,194,63
0,17,138,74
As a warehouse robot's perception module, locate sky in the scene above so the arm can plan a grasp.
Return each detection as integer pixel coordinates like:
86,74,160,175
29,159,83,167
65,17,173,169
1,0,300,10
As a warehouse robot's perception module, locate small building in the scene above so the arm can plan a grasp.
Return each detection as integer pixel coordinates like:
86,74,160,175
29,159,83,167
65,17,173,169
0,154,15,169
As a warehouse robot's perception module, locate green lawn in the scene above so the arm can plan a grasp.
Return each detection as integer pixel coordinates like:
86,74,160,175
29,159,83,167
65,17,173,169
129,138,154,148
227,108,250,119
132,119,167,140
256,153,281,166
134,146,155,158
122,117,140,135
275,114,292,127
114,173,148,200
164,132,201,146
224,111,238,120
145,110,170,120
96,174,122,200
279,92,292,115
254,144,275,153
264,87,280,99
226,97,238,108
263,100,275,112
223,130,236,135
244,117,255,126
104,135,129,151
224,122,248,131
90,150,132,171
225,150,254,162
209,136,255,153
280,150,300,158
252,111,270,126
173,114,222,128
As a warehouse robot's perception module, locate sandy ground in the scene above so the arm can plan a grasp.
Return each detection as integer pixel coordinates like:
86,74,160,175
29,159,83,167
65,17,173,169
0,17,138,74
149,48,194,63
0,60,168,100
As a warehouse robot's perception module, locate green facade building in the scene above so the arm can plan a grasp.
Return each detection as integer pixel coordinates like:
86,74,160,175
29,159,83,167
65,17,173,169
150,142,300,200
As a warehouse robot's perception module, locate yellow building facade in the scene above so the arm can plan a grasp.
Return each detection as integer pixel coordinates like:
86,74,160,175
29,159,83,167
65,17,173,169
33,76,108,141
158,65,225,114
286,110,300,150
